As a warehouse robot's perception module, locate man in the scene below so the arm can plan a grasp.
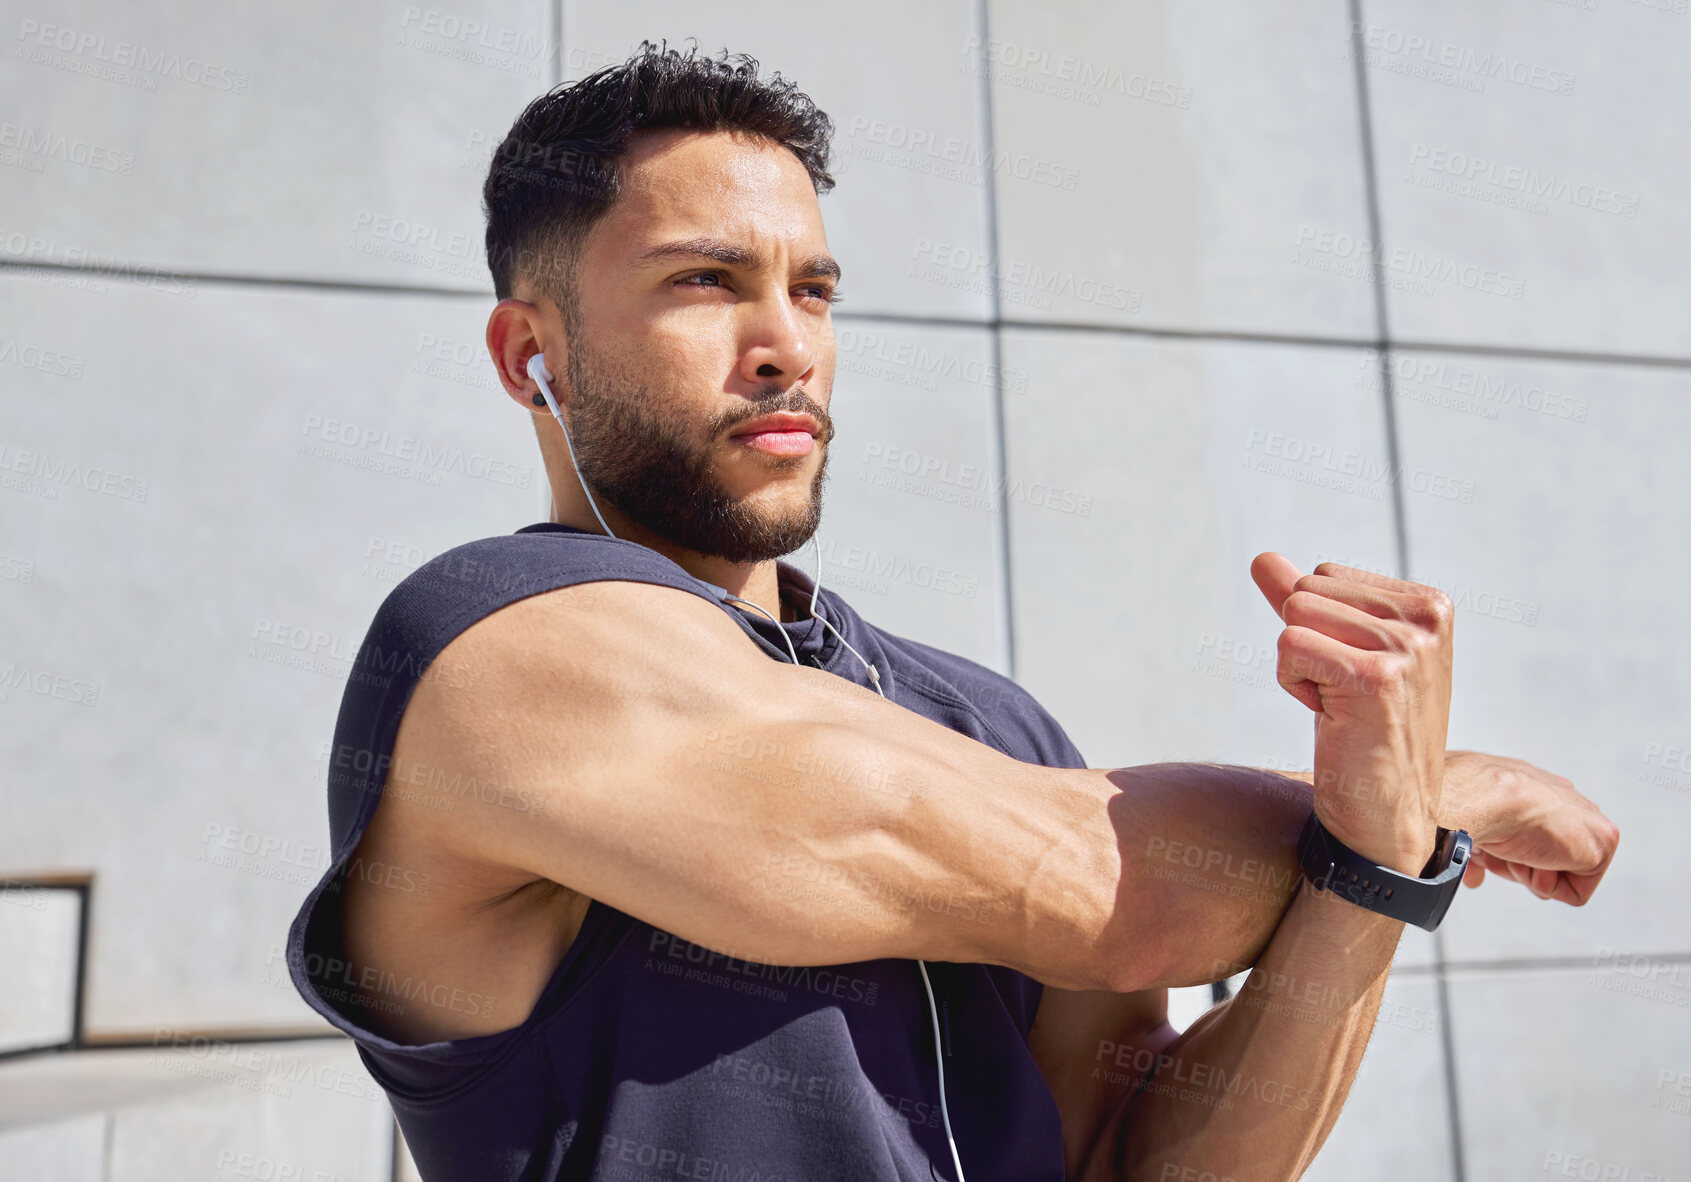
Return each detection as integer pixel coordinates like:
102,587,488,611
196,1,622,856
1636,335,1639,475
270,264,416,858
288,43,1618,1181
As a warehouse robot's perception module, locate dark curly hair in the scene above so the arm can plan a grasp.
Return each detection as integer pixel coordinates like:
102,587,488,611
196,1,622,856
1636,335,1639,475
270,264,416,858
482,39,836,325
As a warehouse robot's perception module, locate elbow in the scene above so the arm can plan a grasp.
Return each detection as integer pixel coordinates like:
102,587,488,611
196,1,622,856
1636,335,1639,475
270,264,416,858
1092,914,1172,994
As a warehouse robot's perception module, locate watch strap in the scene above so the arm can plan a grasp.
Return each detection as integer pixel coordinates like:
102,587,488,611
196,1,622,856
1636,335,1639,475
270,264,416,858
1297,812,1473,932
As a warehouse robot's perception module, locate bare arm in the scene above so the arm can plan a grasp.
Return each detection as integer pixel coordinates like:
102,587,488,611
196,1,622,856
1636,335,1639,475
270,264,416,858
1074,554,1459,1180
388,578,1315,994
1084,876,1406,1179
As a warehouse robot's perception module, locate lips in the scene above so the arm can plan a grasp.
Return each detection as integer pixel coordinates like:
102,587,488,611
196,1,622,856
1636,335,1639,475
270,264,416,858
730,413,820,458
731,413,819,439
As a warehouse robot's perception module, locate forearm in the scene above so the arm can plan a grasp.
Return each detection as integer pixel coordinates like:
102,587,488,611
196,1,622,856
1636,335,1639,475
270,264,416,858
1088,883,1404,1181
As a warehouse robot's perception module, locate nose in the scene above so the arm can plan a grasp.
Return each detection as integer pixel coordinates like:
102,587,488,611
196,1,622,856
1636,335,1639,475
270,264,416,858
737,288,816,389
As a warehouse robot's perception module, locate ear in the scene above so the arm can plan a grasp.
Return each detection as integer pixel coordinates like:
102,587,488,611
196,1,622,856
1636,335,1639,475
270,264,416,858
486,298,566,413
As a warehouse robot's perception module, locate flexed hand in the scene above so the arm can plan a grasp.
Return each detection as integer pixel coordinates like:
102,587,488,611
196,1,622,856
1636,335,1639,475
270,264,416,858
1252,553,1621,905
1441,750,1619,906
1250,552,1454,876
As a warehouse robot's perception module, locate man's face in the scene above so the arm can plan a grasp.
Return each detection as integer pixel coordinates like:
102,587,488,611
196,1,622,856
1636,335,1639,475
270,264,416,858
554,127,839,564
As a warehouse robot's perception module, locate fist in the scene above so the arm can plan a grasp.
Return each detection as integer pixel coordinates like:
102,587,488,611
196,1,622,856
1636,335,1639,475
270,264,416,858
1251,553,1455,876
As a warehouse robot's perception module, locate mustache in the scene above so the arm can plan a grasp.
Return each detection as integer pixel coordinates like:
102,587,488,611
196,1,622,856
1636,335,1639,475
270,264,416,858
720,385,834,443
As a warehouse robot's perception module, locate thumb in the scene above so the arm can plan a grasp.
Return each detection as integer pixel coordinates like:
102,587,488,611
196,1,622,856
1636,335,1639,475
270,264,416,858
1249,552,1306,623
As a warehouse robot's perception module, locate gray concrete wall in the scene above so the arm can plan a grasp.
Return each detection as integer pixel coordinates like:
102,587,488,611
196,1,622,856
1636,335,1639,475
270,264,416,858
2,1,1686,1177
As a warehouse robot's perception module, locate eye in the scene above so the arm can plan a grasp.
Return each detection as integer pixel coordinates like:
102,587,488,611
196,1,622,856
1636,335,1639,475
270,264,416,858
677,271,728,290
797,283,842,305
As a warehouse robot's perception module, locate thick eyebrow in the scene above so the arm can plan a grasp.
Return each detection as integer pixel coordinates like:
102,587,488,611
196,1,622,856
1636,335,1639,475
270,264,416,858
636,237,841,284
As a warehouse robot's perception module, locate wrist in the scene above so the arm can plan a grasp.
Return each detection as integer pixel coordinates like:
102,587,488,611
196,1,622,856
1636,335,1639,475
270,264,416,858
1315,802,1438,877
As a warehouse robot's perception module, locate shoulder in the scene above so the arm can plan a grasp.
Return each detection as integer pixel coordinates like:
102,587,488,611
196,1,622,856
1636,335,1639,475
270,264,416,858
366,529,709,663
878,629,1087,770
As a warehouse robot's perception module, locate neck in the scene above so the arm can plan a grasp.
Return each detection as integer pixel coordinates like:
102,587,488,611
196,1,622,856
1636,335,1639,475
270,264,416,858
548,498,802,625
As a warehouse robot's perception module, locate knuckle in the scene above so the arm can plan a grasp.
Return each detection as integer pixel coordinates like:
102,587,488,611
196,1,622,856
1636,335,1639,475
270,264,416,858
1368,654,1410,689
1282,589,1319,618
1401,626,1442,656
1415,587,1455,628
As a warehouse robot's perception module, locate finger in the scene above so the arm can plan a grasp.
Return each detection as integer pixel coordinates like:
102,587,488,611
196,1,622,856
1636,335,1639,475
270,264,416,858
1250,552,1305,623
1276,624,1371,713
1290,572,1428,624
1462,861,1487,888
1491,857,1532,886
1278,623,1391,699
1556,859,1615,907
1282,589,1401,652
1310,561,1430,598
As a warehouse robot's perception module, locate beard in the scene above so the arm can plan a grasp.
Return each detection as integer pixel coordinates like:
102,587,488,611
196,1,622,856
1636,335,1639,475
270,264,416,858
560,336,834,564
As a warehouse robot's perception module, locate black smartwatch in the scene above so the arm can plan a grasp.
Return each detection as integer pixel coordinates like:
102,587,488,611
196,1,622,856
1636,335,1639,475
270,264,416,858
1296,812,1473,932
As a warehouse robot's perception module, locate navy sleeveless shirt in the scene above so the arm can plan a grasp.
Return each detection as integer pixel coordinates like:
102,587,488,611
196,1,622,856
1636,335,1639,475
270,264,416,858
286,523,1087,1181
